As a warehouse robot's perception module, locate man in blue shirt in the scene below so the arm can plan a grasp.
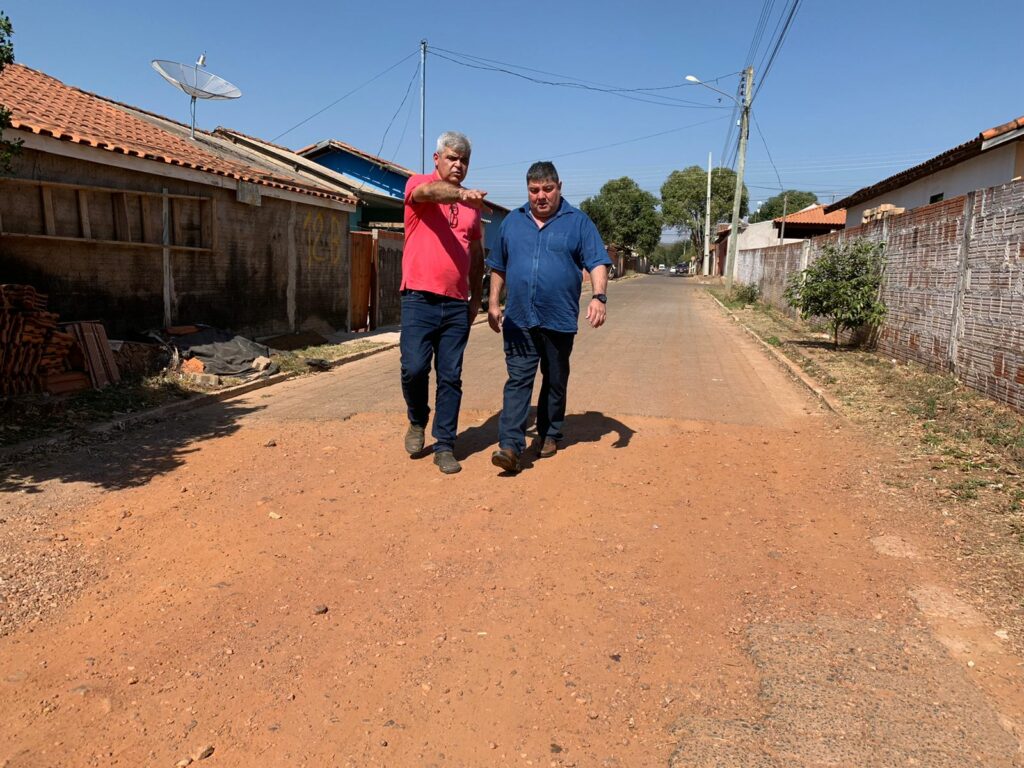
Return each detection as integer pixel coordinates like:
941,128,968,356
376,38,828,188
486,161,612,473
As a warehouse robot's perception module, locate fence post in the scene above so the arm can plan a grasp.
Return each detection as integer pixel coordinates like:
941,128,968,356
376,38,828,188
800,239,810,272
287,202,297,332
947,191,976,374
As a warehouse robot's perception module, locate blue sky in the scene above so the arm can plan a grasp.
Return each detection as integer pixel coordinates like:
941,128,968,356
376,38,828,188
4,1,1024,211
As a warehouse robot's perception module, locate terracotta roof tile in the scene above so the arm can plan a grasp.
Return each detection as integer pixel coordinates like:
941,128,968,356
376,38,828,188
775,205,846,226
0,64,356,205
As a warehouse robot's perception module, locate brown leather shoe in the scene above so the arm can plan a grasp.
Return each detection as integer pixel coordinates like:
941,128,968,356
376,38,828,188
404,423,425,454
490,447,521,473
538,438,558,458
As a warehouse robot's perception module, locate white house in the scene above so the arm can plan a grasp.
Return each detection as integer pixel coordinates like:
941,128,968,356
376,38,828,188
828,115,1024,227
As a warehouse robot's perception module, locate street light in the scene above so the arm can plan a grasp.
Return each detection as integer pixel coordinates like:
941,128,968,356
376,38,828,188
686,68,753,290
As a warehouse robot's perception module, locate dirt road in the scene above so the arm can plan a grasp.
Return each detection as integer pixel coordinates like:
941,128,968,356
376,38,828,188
2,278,1023,767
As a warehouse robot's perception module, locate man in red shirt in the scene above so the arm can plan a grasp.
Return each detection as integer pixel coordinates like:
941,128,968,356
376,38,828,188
401,131,488,474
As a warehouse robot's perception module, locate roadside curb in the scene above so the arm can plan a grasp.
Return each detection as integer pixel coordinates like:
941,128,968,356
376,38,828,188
0,342,400,462
706,292,844,415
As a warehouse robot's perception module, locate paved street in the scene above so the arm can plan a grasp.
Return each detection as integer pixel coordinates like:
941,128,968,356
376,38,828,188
242,276,814,428
1,277,1023,767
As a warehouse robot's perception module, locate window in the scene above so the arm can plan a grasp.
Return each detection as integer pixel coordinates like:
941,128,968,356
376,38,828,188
929,193,944,204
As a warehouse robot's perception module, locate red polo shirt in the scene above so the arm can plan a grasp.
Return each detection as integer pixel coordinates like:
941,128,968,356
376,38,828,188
402,172,483,300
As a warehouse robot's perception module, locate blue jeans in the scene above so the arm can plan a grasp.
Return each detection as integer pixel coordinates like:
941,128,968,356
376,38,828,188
400,291,471,453
499,325,575,454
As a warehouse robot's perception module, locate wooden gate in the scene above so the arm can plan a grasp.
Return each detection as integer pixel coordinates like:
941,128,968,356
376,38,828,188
348,231,374,331
349,229,404,331
374,230,404,328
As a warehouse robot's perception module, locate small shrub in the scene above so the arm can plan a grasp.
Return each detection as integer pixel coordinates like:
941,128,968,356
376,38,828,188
731,283,759,306
784,238,886,348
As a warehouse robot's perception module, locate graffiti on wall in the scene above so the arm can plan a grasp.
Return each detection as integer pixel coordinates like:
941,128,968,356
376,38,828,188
303,211,344,268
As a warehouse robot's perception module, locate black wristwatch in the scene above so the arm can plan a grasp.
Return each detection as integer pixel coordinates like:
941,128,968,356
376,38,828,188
592,293,607,304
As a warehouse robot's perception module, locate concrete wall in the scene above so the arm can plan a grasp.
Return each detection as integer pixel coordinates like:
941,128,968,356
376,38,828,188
846,142,1019,227
0,146,350,339
735,177,1024,413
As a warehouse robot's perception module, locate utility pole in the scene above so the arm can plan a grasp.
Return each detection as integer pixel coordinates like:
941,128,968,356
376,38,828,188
419,39,427,173
703,151,712,276
725,65,753,292
778,191,788,245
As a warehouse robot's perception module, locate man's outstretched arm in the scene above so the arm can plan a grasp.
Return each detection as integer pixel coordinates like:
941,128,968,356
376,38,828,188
412,182,489,209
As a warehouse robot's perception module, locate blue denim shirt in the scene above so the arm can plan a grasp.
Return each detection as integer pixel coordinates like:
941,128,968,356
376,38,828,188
486,199,611,334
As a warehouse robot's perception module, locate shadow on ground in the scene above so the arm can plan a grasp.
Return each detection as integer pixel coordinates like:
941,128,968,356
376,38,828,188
0,400,262,494
457,409,635,462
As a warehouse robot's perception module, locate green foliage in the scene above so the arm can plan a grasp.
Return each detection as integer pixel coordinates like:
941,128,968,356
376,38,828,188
784,238,887,348
0,11,21,173
730,282,759,305
750,190,818,223
652,240,694,266
580,177,661,256
660,166,747,256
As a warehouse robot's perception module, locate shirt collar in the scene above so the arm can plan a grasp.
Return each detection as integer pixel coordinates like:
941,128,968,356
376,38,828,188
518,197,572,223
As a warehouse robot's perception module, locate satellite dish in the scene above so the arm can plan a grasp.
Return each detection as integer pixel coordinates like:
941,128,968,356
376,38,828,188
151,54,242,139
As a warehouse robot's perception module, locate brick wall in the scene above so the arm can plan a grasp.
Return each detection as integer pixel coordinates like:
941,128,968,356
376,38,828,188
735,178,1024,414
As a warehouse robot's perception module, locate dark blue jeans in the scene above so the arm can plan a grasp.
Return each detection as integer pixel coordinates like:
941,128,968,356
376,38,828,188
499,325,575,454
400,291,470,453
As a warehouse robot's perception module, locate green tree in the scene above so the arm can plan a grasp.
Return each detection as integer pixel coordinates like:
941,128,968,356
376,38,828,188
0,11,20,173
660,166,747,256
580,177,661,256
750,190,818,223
652,240,694,267
783,238,887,348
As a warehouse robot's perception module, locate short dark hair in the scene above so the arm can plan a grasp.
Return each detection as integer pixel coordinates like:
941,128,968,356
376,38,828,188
526,161,559,184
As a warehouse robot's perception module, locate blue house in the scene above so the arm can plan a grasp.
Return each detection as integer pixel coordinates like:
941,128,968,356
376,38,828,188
298,139,508,255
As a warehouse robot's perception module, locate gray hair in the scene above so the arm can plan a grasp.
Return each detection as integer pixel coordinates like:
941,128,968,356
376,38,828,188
436,131,471,157
527,161,559,183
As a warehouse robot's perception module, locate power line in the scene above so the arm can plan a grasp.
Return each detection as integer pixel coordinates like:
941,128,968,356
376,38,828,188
745,0,778,66
472,115,729,171
271,51,418,143
388,70,419,166
752,113,784,192
753,0,803,103
431,45,741,100
372,59,420,165
428,48,732,110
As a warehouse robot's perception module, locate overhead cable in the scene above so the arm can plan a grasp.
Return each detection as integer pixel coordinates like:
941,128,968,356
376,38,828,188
372,59,420,164
272,50,418,142
428,48,732,110
472,115,730,172
753,0,803,102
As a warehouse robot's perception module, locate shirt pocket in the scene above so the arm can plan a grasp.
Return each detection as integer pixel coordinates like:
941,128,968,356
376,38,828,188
545,231,570,256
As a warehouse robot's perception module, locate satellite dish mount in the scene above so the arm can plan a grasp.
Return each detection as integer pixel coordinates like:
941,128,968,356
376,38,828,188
151,53,242,139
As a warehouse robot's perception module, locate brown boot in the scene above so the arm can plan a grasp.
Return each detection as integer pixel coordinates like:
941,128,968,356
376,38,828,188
490,447,521,473
538,438,558,458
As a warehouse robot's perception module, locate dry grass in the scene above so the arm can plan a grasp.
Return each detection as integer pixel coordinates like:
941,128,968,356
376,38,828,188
271,339,390,375
709,286,1024,637
0,339,392,447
